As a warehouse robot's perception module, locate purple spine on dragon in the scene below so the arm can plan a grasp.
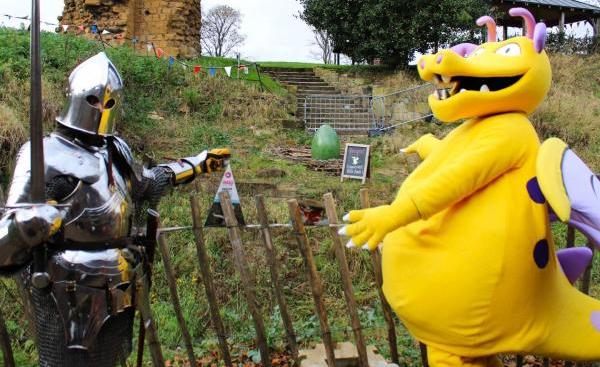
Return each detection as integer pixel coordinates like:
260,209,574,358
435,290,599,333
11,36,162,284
449,7,547,58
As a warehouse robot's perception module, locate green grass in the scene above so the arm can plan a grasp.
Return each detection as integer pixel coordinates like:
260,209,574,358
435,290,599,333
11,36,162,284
1,26,600,366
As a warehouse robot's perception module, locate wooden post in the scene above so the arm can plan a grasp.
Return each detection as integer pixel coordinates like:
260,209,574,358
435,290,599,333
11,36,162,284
419,343,429,367
359,189,399,365
288,199,336,367
543,358,550,367
323,193,369,367
581,241,594,295
559,11,565,33
137,210,164,367
220,191,271,367
516,355,523,367
157,232,196,365
255,195,299,360
567,226,575,248
136,272,165,367
0,306,14,367
190,196,233,367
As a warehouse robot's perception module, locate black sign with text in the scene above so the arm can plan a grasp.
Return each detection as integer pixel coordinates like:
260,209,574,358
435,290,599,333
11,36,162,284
341,144,370,183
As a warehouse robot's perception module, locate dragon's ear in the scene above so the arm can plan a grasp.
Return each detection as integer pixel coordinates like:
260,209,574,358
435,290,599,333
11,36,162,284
534,22,547,53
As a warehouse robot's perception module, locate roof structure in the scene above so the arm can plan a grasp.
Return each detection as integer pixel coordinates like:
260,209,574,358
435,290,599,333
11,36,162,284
494,0,600,27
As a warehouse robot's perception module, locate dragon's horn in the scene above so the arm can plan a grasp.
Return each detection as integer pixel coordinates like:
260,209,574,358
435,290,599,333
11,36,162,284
509,7,535,39
476,16,497,42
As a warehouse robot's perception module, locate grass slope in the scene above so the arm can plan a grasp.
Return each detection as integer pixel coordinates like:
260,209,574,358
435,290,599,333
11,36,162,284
0,27,599,366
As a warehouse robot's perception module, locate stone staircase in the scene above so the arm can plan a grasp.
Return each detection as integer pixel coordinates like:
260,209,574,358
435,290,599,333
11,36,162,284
262,68,372,135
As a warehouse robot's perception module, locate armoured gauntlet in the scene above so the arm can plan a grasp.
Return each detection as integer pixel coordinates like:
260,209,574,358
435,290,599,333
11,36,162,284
0,205,62,271
158,148,231,185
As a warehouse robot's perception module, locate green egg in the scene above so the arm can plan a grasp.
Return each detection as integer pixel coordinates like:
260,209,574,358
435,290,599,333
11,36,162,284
311,124,340,160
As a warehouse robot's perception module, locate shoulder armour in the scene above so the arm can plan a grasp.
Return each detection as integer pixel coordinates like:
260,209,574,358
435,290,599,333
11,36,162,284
111,136,142,181
6,135,101,205
44,134,102,184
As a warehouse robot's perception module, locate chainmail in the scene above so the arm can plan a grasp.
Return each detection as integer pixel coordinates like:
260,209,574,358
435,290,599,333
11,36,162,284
132,166,171,227
30,284,134,367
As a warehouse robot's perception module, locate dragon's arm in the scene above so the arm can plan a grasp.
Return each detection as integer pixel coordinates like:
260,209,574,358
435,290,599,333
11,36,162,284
401,133,441,160
344,118,531,249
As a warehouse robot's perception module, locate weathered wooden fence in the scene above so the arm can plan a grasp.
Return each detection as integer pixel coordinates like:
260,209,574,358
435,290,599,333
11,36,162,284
0,186,596,367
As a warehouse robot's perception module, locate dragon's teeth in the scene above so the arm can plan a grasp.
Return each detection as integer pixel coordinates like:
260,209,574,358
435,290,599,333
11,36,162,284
480,84,490,92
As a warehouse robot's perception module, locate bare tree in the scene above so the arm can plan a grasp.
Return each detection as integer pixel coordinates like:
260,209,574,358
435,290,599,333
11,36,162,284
310,29,333,64
201,5,245,57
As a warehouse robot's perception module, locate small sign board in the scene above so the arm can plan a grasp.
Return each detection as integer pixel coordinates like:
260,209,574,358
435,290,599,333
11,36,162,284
341,144,370,184
205,165,245,227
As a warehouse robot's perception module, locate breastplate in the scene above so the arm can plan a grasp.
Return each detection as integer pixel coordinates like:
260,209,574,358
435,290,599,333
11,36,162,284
61,151,133,244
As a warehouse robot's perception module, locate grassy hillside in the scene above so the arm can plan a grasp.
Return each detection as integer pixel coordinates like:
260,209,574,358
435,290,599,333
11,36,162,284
0,27,599,366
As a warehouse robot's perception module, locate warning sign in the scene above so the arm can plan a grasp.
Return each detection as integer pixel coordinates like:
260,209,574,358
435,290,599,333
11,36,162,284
205,165,245,227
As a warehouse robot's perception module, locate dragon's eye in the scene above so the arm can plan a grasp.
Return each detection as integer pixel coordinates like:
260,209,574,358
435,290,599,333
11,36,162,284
495,43,521,56
468,48,485,58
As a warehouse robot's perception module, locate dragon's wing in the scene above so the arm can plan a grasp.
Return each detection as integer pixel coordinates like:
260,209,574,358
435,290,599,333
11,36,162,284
537,138,600,248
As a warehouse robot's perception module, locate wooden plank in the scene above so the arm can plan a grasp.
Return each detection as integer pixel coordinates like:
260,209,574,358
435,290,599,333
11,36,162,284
322,193,369,367
219,191,271,367
190,195,233,367
359,188,399,365
158,232,196,365
255,195,299,359
287,199,336,367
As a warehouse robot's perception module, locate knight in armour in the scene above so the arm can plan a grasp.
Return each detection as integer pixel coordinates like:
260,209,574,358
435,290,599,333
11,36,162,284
0,52,230,366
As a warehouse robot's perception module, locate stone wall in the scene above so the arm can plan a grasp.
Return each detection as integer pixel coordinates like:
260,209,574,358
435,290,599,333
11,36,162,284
60,0,201,58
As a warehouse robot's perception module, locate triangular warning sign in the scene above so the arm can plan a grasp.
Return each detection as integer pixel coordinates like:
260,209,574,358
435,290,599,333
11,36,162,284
205,165,245,227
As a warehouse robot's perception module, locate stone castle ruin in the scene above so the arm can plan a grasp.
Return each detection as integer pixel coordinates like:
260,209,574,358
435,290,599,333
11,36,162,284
60,0,201,58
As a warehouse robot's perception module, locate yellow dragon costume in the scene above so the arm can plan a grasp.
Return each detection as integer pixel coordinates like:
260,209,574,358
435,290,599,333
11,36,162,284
341,7,600,366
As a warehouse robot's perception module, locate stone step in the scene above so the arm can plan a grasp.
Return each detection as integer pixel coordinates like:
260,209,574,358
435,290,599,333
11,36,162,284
276,77,325,84
279,81,330,87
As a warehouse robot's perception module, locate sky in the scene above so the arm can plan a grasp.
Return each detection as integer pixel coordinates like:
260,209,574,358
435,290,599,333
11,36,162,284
0,0,597,63
0,0,319,63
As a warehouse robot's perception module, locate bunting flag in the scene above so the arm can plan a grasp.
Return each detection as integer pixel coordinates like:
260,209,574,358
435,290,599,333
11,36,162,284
155,47,165,58
131,37,138,44
77,25,84,33
61,24,68,32
224,66,232,77
91,24,98,34
168,56,175,69
209,67,217,77
101,29,110,35
146,43,153,52
244,66,249,75
193,65,202,74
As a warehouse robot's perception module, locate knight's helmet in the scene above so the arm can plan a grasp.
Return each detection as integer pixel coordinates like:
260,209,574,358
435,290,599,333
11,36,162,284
56,52,124,136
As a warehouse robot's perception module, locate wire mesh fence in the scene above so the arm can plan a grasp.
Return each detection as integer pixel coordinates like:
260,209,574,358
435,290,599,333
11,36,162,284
302,84,433,135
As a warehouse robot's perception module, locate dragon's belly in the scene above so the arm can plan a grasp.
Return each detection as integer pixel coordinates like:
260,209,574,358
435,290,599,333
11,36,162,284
382,162,554,355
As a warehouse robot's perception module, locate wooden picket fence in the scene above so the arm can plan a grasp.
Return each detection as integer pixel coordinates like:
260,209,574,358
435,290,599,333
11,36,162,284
0,186,596,367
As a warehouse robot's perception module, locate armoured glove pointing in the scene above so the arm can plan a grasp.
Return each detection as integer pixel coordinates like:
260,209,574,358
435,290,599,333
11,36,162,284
205,148,231,173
